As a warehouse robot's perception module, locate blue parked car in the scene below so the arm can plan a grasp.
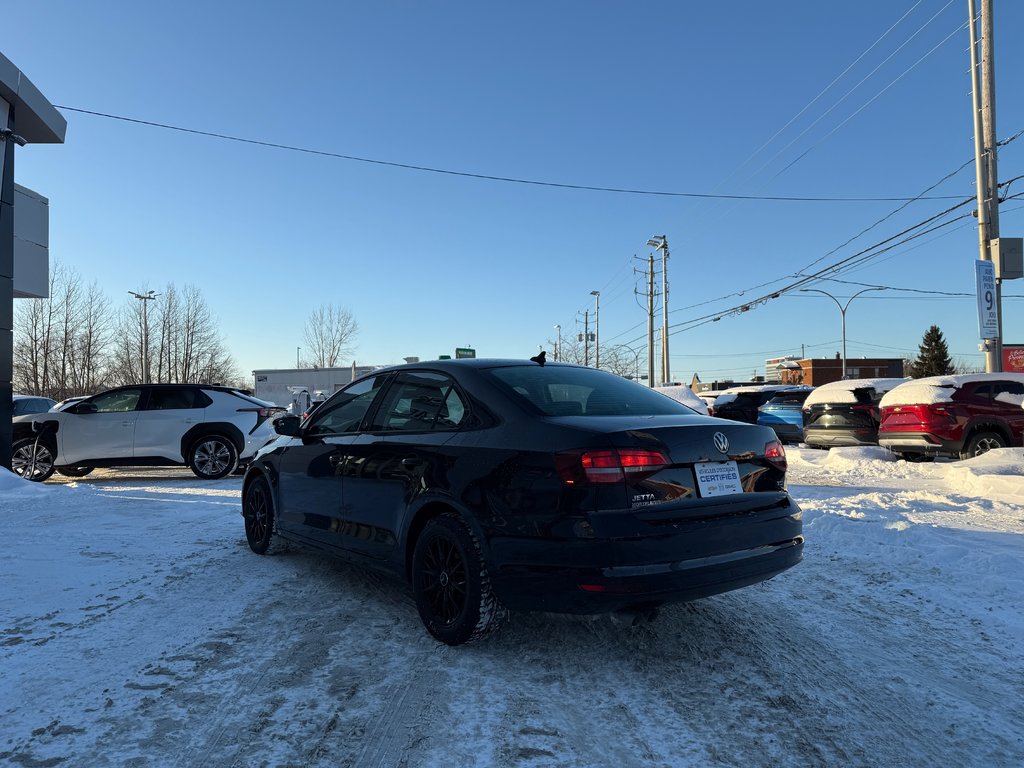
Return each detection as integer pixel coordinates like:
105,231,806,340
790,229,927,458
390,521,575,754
757,389,813,444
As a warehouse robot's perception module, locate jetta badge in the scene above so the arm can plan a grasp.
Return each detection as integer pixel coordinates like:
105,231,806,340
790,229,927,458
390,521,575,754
713,432,730,454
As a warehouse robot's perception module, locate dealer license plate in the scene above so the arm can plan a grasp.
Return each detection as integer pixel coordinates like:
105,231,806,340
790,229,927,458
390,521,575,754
695,460,743,497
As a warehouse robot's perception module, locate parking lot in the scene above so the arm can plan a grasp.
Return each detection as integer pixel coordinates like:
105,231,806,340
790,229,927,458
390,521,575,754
3,449,1023,767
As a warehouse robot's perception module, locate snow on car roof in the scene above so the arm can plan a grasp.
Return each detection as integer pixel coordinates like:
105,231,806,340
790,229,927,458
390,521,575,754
804,378,909,408
879,373,1024,408
653,385,709,415
717,384,808,395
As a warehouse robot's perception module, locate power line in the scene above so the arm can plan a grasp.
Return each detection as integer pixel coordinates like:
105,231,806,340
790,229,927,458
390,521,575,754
54,105,966,202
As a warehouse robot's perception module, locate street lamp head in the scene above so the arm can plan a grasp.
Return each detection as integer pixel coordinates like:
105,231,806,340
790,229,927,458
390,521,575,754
590,290,600,297
647,235,666,248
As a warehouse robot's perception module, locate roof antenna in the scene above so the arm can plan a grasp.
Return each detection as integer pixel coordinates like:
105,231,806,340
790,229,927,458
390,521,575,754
530,350,546,366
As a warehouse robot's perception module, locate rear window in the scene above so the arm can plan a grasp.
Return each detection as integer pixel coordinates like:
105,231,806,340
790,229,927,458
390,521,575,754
485,365,694,417
766,391,811,406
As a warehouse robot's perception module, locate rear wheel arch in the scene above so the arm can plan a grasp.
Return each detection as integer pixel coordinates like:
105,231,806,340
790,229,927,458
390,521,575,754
959,424,1010,459
180,422,245,459
403,500,486,583
962,420,1011,447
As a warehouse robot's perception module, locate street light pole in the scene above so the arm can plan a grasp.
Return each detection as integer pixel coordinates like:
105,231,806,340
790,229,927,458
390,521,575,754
800,287,885,379
128,290,158,384
296,346,301,368
590,290,600,368
554,324,561,361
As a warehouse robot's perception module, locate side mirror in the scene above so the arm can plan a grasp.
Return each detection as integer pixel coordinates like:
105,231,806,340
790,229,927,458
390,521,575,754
274,415,301,436
72,402,98,414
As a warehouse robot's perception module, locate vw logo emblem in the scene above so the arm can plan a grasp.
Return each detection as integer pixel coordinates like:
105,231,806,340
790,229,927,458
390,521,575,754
713,432,730,454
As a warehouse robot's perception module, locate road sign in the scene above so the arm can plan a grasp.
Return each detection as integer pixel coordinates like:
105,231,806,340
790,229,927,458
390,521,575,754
976,260,998,339
455,347,476,359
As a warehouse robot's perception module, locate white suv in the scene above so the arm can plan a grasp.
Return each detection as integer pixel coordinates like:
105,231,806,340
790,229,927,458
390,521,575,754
11,384,283,481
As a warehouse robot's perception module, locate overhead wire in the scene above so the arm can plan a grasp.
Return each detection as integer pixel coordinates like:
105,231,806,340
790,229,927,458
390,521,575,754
54,105,964,202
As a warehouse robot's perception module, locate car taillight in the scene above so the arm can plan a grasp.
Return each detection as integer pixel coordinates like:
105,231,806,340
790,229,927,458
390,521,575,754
237,407,284,428
764,440,787,472
556,448,670,485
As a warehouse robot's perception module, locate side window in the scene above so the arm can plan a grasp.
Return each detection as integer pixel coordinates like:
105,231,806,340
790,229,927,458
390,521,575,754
969,384,993,401
370,372,462,432
148,387,199,410
307,376,388,436
992,381,1024,406
90,388,143,413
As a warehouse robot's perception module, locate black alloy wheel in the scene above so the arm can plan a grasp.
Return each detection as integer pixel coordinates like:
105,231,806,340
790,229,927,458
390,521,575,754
189,435,238,480
243,476,275,554
412,515,507,646
11,438,57,482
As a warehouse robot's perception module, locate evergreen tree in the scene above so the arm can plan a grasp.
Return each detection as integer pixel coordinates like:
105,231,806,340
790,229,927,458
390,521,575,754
908,325,955,378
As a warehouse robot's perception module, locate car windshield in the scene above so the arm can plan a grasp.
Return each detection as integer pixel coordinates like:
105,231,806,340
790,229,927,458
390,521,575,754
485,364,695,417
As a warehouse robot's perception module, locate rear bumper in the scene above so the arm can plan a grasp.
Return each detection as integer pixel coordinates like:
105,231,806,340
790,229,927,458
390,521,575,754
804,427,879,448
878,432,954,456
486,495,803,614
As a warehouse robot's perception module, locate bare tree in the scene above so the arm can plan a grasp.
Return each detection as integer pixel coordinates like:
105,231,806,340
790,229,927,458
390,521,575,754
546,337,645,380
110,283,240,386
303,304,359,368
13,262,113,398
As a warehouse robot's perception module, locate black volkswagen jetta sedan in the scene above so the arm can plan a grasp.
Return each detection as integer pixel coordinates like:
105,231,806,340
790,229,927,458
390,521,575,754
242,358,803,645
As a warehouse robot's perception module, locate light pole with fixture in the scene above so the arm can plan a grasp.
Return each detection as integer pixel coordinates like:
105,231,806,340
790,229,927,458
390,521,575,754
128,290,158,384
553,325,561,361
590,290,600,368
800,287,885,379
647,236,669,384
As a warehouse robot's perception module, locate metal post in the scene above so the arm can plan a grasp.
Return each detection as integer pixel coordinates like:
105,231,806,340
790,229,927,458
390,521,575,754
661,242,669,383
583,310,590,367
129,290,158,384
553,325,561,361
801,288,884,379
1,108,14,471
590,291,600,368
981,0,1002,370
969,0,998,372
648,236,670,384
296,346,301,368
647,253,655,386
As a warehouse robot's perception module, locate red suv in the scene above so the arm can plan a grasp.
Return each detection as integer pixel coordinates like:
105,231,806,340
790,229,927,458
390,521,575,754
878,374,1024,461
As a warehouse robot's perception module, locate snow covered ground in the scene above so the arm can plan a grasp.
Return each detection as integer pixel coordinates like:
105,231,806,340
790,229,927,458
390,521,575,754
2,447,1023,767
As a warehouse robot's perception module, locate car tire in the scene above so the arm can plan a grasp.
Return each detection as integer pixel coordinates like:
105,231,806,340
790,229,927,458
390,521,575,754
412,515,508,646
243,476,282,554
189,435,239,479
959,431,1006,460
11,438,57,482
56,466,94,478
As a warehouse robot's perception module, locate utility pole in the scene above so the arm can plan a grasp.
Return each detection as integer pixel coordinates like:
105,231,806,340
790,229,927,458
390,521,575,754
590,291,600,368
129,290,158,384
648,236,670,384
583,310,590,367
981,0,1002,370
647,253,655,386
969,0,1002,371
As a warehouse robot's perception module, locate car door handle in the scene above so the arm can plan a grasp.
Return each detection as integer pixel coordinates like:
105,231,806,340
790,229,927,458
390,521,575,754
122,420,132,427
184,418,200,424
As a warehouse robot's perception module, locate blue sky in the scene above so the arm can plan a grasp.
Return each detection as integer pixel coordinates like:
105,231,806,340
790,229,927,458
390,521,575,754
7,1,1024,383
